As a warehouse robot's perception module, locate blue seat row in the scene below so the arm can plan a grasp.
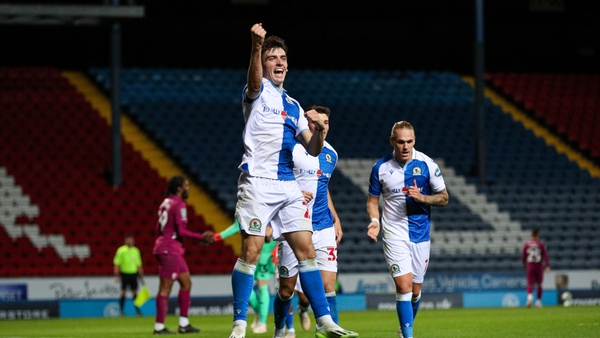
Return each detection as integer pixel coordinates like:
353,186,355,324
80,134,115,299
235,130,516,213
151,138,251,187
90,67,600,273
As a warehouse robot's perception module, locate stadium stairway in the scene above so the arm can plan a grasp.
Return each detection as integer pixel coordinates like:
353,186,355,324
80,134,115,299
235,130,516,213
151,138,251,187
0,67,238,276
87,68,600,273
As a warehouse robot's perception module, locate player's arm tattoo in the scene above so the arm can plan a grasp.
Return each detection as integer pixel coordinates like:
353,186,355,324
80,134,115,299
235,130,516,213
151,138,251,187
424,189,449,207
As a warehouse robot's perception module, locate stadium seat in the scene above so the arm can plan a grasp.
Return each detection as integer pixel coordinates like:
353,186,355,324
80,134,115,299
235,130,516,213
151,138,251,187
0,67,237,276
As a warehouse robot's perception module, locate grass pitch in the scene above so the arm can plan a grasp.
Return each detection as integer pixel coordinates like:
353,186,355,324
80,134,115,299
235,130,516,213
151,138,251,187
1,306,599,337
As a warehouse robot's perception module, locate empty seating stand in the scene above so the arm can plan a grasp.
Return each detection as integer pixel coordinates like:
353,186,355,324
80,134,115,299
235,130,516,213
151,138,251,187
0,67,237,277
82,67,600,274
486,73,600,159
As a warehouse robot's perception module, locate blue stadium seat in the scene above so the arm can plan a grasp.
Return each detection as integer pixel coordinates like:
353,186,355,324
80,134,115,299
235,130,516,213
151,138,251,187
88,67,600,274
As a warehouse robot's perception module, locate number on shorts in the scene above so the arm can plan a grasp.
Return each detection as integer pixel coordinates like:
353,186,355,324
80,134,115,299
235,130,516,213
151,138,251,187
327,247,337,261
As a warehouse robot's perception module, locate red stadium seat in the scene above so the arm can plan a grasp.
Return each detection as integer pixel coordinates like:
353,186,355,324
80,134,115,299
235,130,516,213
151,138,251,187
488,72,600,159
0,67,232,277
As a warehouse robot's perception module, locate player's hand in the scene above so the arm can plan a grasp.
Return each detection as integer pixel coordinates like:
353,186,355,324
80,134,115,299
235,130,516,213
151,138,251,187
367,221,380,242
406,179,423,202
301,190,314,203
250,23,266,46
305,109,325,132
334,220,343,244
201,231,215,244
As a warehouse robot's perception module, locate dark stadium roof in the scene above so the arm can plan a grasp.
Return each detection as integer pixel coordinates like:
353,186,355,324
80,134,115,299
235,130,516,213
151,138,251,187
0,0,598,73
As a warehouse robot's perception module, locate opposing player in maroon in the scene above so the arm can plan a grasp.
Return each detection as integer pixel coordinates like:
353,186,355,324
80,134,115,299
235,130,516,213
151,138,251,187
153,176,215,335
521,228,550,308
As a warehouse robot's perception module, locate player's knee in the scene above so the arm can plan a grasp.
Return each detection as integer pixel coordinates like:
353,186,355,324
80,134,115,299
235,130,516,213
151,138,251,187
278,287,294,299
323,280,336,293
278,279,296,299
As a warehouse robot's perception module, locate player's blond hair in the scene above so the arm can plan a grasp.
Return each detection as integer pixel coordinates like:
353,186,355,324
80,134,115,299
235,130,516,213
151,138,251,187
390,121,415,139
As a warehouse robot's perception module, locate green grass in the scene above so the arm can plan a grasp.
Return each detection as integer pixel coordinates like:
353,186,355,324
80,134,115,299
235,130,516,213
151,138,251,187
1,307,599,337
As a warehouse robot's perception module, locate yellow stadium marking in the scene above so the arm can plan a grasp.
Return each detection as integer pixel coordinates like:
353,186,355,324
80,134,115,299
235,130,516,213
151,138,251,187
462,76,600,178
62,71,240,253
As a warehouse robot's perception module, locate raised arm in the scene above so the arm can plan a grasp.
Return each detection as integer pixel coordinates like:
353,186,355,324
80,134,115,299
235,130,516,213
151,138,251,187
246,23,266,101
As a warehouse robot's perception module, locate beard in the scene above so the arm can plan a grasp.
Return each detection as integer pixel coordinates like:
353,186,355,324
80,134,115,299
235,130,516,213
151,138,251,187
182,190,189,200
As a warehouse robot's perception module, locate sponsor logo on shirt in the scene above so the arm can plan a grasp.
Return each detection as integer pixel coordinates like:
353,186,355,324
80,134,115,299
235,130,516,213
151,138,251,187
299,168,318,175
286,114,298,125
435,168,442,177
180,208,187,221
262,105,298,124
298,168,331,179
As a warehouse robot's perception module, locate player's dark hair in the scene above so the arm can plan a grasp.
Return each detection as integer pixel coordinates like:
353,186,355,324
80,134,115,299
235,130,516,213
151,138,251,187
262,36,288,55
308,105,331,117
532,228,540,237
166,176,185,196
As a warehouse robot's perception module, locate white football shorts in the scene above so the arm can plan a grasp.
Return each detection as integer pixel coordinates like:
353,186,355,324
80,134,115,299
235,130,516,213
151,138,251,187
235,172,312,240
278,226,338,280
382,237,430,284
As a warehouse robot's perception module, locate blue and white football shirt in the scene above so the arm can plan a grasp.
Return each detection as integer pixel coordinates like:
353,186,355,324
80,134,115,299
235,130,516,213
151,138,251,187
292,141,338,231
368,148,445,243
239,78,309,180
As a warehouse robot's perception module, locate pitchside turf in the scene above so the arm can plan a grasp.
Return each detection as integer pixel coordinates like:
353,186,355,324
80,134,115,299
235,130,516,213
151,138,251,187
2,307,599,337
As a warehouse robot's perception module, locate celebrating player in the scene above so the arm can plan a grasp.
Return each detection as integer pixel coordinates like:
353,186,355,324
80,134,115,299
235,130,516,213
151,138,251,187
275,105,343,335
367,121,449,338
228,23,358,338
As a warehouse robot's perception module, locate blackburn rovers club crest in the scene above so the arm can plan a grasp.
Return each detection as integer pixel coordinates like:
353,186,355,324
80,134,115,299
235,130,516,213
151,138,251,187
325,153,332,163
390,264,400,273
279,266,290,277
249,218,262,232
285,96,293,104
412,167,422,176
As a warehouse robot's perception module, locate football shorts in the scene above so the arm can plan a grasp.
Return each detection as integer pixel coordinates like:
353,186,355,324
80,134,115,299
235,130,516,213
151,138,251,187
236,173,312,240
383,238,430,283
